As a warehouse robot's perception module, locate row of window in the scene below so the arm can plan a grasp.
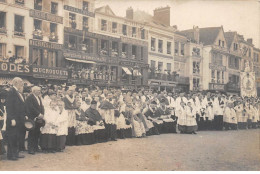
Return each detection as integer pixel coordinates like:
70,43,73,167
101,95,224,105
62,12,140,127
0,43,25,61
100,19,146,39
33,19,58,42
150,60,185,75
0,12,59,42
150,38,185,56
34,0,58,14
228,56,239,69
69,13,89,30
66,35,145,60
211,70,225,84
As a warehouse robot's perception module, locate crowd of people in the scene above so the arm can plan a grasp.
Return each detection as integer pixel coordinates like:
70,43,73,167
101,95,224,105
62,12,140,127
0,77,259,161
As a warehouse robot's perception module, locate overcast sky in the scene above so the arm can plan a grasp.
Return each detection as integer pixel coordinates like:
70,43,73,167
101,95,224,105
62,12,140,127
95,0,260,48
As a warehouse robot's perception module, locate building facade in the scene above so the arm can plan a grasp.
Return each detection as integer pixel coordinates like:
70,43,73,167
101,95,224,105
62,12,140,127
0,1,259,94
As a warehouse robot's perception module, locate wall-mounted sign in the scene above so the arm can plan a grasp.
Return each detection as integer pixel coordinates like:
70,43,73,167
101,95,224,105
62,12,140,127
120,36,148,46
119,61,148,68
63,50,107,62
29,39,63,50
209,63,226,71
64,5,95,17
0,62,30,75
32,65,68,80
29,9,63,24
209,83,225,91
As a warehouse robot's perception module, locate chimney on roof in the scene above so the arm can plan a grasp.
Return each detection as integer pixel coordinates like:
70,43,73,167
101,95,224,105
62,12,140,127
193,26,200,43
247,38,253,44
153,6,170,26
126,7,133,20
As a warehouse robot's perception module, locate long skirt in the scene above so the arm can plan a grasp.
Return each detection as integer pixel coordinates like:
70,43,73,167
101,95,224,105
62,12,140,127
205,118,213,130
238,122,247,129
178,124,186,133
198,117,205,131
94,129,107,143
153,123,163,134
214,115,224,130
186,125,198,133
252,122,257,129
40,134,56,150
76,133,95,145
66,127,76,146
117,129,126,139
247,119,252,129
162,122,176,133
105,124,117,140
124,128,133,138
56,135,66,151
0,140,6,155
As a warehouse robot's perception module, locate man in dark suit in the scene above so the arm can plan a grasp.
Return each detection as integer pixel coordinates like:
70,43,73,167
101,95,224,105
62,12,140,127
25,86,44,154
6,77,27,160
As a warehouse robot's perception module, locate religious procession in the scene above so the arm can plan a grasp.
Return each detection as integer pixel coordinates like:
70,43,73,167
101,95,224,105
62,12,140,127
0,77,259,161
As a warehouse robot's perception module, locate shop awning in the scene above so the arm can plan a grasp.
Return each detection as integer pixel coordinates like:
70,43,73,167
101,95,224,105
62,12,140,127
122,67,132,75
65,58,96,64
133,69,142,77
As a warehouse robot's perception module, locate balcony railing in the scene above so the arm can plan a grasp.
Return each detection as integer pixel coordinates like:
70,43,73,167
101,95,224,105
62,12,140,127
14,31,25,37
0,27,7,34
148,72,189,84
33,30,43,40
226,82,240,92
49,33,58,42
15,0,24,5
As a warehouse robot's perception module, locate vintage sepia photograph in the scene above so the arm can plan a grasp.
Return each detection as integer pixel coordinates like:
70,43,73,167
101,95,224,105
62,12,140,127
0,0,259,171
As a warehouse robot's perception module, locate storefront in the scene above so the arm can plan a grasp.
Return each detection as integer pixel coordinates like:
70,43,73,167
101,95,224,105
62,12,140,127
29,39,64,68
0,61,32,85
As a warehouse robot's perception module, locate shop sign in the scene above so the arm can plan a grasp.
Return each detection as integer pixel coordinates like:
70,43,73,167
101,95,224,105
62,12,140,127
85,31,120,41
0,62,30,75
64,27,83,36
32,65,68,80
29,39,63,50
209,83,225,91
64,5,95,17
63,50,107,62
120,61,149,68
29,9,63,24
209,63,226,71
120,36,148,46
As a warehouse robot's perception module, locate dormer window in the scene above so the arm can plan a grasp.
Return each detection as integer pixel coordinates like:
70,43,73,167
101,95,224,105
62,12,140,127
233,43,238,51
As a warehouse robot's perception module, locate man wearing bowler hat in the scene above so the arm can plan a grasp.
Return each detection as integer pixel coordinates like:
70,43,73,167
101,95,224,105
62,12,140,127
25,86,45,154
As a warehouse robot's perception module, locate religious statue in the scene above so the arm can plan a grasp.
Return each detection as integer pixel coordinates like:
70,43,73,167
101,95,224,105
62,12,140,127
244,61,251,72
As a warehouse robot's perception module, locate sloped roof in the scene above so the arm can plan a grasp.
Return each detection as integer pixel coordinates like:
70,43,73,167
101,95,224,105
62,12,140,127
199,27,221,45
180,27,221,45
95,5,116,16
224,32,236,49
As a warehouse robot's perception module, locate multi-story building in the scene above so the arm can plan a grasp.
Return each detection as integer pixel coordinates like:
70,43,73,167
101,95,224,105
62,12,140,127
125,6,190,92
181,26,229,92
92,5,149,89
253,47,260,95
224,31,242,94
28,0,65,84
179,26,203,91
0,0,33,84
62,0,97,86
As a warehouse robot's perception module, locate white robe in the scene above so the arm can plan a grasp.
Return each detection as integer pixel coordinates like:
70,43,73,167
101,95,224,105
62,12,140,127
56,110,69,136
